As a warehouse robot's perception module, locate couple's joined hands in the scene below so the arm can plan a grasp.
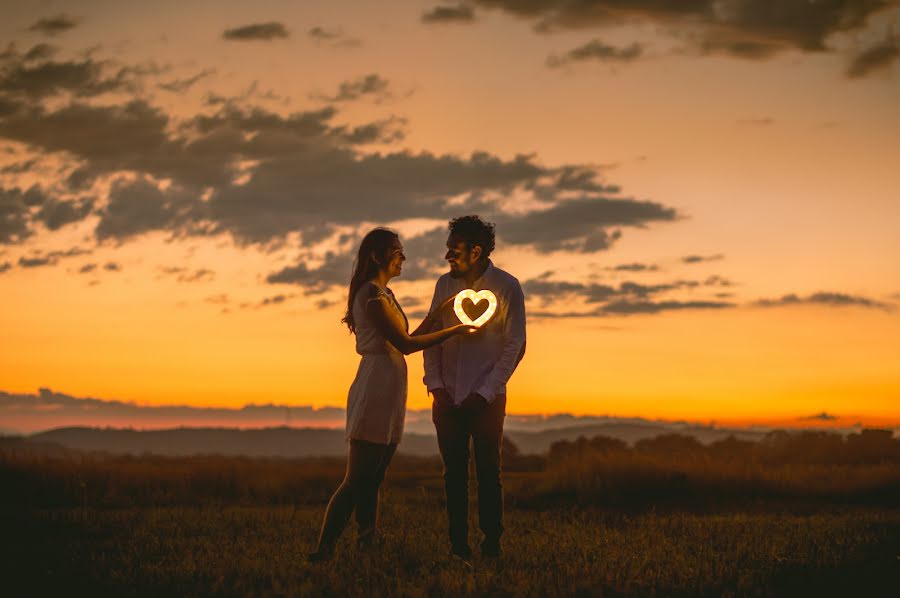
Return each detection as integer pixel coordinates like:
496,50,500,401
432,388,488,410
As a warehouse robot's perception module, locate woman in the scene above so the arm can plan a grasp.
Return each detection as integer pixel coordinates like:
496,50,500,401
308,227,475,562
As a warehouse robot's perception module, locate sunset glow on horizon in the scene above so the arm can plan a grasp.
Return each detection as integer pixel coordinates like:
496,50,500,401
2,1,899,433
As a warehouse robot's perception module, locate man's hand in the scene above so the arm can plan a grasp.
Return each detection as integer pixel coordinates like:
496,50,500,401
431,388,452,407
459,392,488,411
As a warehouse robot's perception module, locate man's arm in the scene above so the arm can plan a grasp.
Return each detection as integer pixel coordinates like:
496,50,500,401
474,280,526,403
422,278,446,394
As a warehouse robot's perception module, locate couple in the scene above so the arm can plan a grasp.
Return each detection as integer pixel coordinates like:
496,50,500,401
308,215,527,563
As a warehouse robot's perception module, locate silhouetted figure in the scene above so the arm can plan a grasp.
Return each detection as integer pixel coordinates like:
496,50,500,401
423,216,527,560
308,228,476,563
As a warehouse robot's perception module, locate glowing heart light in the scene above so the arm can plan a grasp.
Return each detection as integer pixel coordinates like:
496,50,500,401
453,289,497,328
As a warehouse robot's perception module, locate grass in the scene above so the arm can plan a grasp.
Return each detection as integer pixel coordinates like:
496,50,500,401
4,503,898,597
2,431,899,596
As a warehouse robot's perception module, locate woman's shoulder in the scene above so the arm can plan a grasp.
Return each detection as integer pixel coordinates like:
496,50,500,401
358,280,390,303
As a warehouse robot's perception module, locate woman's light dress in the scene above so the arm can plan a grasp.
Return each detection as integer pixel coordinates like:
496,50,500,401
345,281,409,445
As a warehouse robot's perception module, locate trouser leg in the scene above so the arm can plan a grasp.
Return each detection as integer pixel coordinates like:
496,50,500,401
472,394,506,544
355,441,397,544
433,399,471,551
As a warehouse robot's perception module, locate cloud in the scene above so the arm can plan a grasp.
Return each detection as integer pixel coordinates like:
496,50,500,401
0,261,10,273
156,266,215,283
682,253,724,264
0,185,39,243
158,68,216,93
34,196,95,230
846,35,900,78
546,39,644,68
16,246,91,268
0,52,684,303
27,14,80,36
0,52,136,100
222,22,290,41
421,4,477,24
607,262,659,272
753,291,894,311
94,177,202,242
519,271,739,317
103,261,121,272
457,0,897,64
598,299,735,315
310,73,393,103
801,411,838,421
737,117,774,126
78,263,96,274
307,26,361,47
0,388,347,434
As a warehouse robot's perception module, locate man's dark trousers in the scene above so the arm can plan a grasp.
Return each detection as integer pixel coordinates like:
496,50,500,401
432,393,507,552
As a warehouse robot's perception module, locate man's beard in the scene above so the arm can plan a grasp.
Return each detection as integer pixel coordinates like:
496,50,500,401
448,266,464,279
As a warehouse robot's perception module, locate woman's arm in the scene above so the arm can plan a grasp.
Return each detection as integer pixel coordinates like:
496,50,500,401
410,294,457,337
364,286,473,355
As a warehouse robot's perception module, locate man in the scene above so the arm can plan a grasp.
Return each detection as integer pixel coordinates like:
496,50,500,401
423,215,527,561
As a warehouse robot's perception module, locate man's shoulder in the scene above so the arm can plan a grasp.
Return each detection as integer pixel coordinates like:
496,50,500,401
488,264,522,290
435,272,453,288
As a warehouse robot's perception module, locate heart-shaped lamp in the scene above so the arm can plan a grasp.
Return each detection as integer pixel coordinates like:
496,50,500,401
453,289,498,328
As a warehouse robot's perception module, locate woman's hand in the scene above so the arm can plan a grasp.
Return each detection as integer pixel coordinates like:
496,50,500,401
453,323,481,335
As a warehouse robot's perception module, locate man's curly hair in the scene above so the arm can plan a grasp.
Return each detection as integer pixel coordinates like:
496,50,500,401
448,215,496,259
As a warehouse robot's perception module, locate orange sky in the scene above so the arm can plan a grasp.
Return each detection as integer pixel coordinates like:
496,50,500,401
1,1,899,428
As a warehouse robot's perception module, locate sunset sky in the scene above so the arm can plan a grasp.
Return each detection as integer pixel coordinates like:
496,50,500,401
2,0,899,431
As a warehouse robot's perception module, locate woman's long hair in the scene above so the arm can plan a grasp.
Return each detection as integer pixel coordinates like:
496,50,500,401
342,227,399,334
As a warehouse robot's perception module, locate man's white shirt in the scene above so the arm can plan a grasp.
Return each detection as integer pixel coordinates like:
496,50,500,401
423,260,526,405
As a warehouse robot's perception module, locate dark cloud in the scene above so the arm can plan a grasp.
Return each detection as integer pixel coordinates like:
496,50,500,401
27,14,80,36
801,411,838,421
103,261,121,272
0,260,10,273
737,117,774,126
259,294,290,306
157,266,215,283
753,291,894,311
421,4,477,24
546,39,643,68
519,271,738,317
16,246,91,268
308,26,361,47
461,0,895,62
607,262,659,272
23,43,59,61
78,263,96,273
267,250,351,291
497,196,675,253
95,177,201,242
0,53,136,99
0,185,36,243
846,35,900,78
599,299,735,315
0,53,683,290
35,196,95,230
222,22,290,41
682,253,724,264
158,68,216,93
311,73,392,103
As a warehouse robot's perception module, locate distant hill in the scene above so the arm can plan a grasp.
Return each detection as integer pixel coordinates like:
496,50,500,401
23,422,771,458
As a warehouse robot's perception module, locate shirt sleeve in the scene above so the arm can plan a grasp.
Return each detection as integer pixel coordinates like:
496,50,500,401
475,279,526,403
422,278,445,394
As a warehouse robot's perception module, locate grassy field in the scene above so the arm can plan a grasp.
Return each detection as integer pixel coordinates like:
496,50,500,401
2,431,899,596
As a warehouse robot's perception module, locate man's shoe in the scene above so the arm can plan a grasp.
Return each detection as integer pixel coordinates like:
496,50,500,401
481,538,502,558
450,545,473,563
